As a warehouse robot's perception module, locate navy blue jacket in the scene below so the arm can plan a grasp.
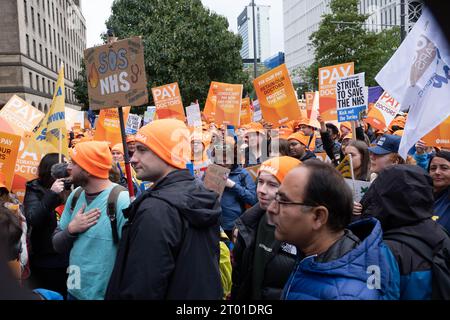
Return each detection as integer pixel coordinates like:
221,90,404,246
434,188,450,234
282,218,400,300
220,166,257,231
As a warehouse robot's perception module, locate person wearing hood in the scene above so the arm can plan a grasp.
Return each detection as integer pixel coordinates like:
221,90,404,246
106,119,223,300
360,165,450,300
429,151,450,233
212,136,258,239
267,160,400,300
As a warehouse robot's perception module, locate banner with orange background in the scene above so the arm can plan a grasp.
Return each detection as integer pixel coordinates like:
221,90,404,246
214,83,243,127
94,107,131,147
0,131,21,191
422,116,450,148
240,97,253,126
253,64,301,127
203,82,218,120
365,91,401,131
151,82,186,121
0,95,45,138
305,92,315,119
12,136,58,202
318,62,354,121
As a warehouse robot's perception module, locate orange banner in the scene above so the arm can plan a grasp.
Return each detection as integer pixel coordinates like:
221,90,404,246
240,98,252,126
305,92,315,119
12,138,57,202
214,83,243,127
93,107,131,146
318,62,354,121
151,82,185,121
422,116,450,148
253,64,300,127
0,95,45,137
203,82,218,119
0,132,22,191
365,91,401,131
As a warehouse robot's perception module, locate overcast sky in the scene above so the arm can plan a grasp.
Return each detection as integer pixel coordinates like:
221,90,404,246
82,0,284,56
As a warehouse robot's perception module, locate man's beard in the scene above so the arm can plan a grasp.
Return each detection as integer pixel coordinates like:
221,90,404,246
72,173,89,188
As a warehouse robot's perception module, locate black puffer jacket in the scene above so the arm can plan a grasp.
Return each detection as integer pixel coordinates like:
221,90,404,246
231,203,296,300
106,170,222,300
23,179,68,268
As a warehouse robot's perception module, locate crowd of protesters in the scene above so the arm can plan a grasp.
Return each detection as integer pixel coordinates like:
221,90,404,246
0,109,449,300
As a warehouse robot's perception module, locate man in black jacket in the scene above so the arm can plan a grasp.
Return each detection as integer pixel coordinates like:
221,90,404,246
106,119,222,300
232,156,300,300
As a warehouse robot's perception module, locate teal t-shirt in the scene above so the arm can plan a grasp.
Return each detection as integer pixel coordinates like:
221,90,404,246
59,184,130,300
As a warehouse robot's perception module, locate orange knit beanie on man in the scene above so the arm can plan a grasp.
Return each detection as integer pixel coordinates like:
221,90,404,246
69,141,113,179
135,119,191,169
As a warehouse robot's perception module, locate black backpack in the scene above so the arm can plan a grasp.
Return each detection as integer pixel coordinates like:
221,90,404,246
70,185,127,244
384,231,450,300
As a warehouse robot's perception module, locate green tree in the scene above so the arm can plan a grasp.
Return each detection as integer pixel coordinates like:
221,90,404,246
74,59,89,110
99,0,249,110
296,0,400,92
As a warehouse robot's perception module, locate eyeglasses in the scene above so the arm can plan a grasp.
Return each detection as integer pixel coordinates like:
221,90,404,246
274,193,317,207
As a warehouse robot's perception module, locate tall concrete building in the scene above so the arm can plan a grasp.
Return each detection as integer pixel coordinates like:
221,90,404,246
283,0,423,76
238,3,271,61
0,0,86,112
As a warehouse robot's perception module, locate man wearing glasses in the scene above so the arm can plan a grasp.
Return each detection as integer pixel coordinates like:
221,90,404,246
267,160,400,300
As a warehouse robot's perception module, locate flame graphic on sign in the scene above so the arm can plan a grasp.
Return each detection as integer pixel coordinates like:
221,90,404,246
89,63,99,89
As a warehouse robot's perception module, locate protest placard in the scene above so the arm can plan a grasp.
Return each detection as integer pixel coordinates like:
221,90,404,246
94,107,131,145
305,92,315,119
186,104,202,127
126,114,142,135
319,62,354,121
252,100,262,122
240,98,252,126
345,179,371,202
0,95,45,136
0,132,21,191
143,106,157,125
84,36,148,110
151,82,185,121
254,64,300,126
365,91,401,131
214,83,243,127
204,82,219,119
336,72,368,122
203,164,231,198
422,116,450,148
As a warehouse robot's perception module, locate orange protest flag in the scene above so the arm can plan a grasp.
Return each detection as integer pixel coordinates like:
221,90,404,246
93,107,131,146
253,64,300,127
240,97,253,126
151,82,186,121
318,62,354,121
203,82,218,119
365,91,401,131
305,92,315,119
422,116,450,148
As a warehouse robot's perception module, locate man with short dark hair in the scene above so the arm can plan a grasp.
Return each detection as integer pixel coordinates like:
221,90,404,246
106,119,222,300
267,160,400,300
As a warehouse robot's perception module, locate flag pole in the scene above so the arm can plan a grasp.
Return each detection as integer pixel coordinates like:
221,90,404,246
59,130,63,163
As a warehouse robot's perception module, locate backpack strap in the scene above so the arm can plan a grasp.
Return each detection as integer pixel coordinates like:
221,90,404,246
70,188,84,214
107,185,128,244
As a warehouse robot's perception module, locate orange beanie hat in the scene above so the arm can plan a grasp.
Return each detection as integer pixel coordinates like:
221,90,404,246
258,156,301,183
135,119,190,169
69,141,112,179
111,143,124,154
278,128,294,140
288,132,310,148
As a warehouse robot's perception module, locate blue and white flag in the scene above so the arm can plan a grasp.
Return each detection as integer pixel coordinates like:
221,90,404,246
375,7,450,159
